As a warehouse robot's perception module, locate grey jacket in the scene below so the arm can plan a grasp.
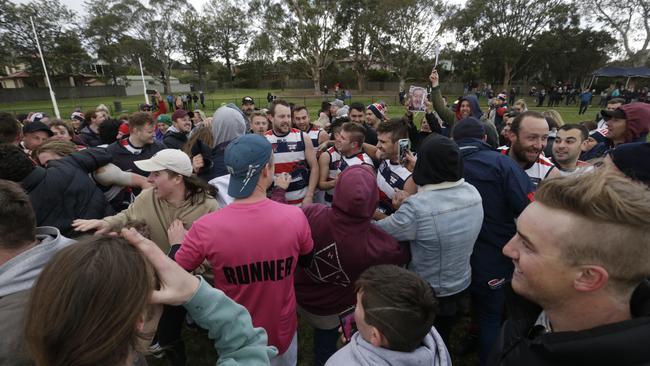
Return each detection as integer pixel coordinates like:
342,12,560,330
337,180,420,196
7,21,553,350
325,327,451,366
0,227,74,365
376,179,483,297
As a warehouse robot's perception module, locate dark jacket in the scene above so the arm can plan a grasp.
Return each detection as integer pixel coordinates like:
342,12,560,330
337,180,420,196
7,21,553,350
163,130,188,150
20,148,113,236
488,281,650,366
78,126,102,147
198,140,230,182
458,139,534,282
106,138,165,177
363,122,378,146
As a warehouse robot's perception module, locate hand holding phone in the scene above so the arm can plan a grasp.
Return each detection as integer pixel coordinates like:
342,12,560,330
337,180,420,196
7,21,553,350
398,138,411,166
338,306,357,343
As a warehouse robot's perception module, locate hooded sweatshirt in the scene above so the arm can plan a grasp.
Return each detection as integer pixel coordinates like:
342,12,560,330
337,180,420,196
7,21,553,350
294,165,410,316
198,105,247,182
325,327,451,366
620,102,650,144
430,87,499,147
0,227,74,365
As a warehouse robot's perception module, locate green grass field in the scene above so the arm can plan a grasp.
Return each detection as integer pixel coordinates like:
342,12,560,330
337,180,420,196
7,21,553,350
0,88,599,126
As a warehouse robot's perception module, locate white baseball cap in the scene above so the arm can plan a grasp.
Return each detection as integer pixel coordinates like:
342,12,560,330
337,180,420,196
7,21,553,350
134,149,193,177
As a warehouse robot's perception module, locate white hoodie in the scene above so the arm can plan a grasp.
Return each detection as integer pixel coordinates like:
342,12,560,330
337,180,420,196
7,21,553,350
325,326,452,366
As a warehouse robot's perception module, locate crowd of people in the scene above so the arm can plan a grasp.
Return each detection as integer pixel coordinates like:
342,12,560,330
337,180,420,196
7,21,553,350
1,67,649,366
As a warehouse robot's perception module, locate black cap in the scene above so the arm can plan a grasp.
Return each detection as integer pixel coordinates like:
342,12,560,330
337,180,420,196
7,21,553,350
600,108,626,120
23,121,53,136
452,117,486,141
242,96,255,105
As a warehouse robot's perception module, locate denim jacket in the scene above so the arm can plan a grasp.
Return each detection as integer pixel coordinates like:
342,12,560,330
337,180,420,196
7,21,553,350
375,179,483,297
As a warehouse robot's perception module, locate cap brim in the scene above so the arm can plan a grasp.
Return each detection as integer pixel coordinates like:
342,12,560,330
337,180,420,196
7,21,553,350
134,159,167,173
228,172,262,198
601,109,625,119
27,127,53,136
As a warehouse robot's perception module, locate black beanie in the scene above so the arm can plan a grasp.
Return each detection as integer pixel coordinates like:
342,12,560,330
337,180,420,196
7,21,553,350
452,117,486,141
413,134,463,186
611,142,650,186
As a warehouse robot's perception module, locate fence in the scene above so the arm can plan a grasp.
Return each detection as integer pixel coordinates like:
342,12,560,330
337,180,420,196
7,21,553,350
0,86,126,103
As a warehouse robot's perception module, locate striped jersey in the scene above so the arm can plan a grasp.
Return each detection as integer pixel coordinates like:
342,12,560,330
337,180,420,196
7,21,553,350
265,128,310,205
377,159,412,214
499,147,555,186
324,147,374,202
305,125,325,148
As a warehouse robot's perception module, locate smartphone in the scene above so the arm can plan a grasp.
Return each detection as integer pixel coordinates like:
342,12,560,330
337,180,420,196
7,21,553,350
398,138,411,166
146,89,157,95
338,306,357,342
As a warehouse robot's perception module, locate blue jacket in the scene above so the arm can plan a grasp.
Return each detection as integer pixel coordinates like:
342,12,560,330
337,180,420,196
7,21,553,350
457,139,534,282
376,179,483,297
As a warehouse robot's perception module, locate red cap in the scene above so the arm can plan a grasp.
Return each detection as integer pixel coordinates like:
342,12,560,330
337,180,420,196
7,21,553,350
172,109,189,121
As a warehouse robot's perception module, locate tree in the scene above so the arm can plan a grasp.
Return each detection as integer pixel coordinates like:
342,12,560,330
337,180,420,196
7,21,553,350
175,11,215,90
247,33,275,63
445,0,574,89
52,31,92,76
527,28,615,86
0,0,87,79
337,0,390,92
382,0,446,90
265,0,342,95
204,0,250,81
132,0,191,93
83,0,145,85
583,0,650,66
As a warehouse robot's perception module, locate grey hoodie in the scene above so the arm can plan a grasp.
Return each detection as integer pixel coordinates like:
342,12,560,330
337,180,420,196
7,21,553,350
0,226,74,365
0,226,74,297
325,327,452,366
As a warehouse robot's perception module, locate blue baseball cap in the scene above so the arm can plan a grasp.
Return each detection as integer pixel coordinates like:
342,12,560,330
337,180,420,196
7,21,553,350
225,134,272,198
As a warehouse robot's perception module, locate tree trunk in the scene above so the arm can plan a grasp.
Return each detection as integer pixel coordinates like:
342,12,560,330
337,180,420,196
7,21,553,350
356,68,366,93
312,65,321,95
225,55,235,82
162,69,171,94
197,64,204,91
502,62,513,92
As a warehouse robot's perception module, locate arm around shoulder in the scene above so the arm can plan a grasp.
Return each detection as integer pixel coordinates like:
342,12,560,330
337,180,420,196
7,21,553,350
68,147,112,173
184,277,278,365
374,197,418,242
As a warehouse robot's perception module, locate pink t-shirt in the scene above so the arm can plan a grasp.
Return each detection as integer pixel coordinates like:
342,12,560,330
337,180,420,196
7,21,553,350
176,198,313,354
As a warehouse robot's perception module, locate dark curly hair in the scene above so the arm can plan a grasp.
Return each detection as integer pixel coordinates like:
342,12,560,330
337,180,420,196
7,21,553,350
0,143,35,182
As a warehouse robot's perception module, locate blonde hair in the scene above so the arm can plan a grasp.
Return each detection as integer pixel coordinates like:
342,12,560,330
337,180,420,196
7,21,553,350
542,110,564,128
182,125,214,157
513,99,527,112
31,140,77,163
536,168,650,292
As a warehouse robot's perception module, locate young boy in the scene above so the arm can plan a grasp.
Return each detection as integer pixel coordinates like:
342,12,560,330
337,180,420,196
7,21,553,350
326,265,451,366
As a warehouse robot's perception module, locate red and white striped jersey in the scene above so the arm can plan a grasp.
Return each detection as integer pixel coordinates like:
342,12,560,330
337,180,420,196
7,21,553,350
324,146,374,202
266,128,309,205
499,147,555,186
377,159,412,214
306,126,325,148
